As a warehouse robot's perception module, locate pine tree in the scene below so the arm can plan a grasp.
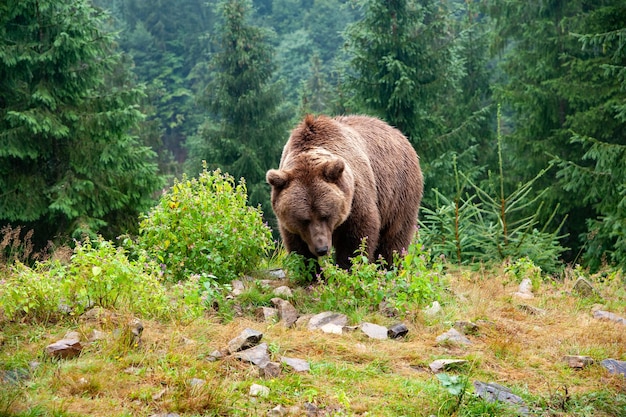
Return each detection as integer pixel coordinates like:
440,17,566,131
0,0,163,241
186,0,291,214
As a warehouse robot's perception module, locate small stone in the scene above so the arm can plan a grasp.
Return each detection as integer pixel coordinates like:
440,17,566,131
233,343,270,368
601,358,626,376
259,361,282,379
423,301,442,316
436,328,472,346
473,381,529,416
273,286,293,297
513,278,534,299
64,331,81,341
207,349,225,362
429,359,468,373
152,388,167,401
388,323,409,339
572,277,595,297
453,321,479,335
249,383,270,397
267,404,287,416
45,338,83,359
149,413,180,417
271,298,299,328
228,328,264,353
319,323,344,334
361,322,388,340
125,318,144,346
562,355,594,369
268,269,287,279
188,378,206,387
593,310,626,325
89,329,107,342
295,314,314,328
281,357,310,372
231,280,245,296
256,307,279,322
308,312,348,330
304,402,319,416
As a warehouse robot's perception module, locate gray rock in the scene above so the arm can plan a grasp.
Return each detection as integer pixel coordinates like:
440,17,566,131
271,298,299,328
295,314,314,328
89,329,107,342
423,301,442,316
453,321,479,335
473,381,529,415
267,405,287,416
273,286,293,297
125,318,144,347
149,413,180,417
228,328,264,353
436,328,472,346
308,312,348,330
64,331,81,341
361,322,388,340
562,355,594,369
249,383,270,397
517,304,547,316
593,310,626,325
387,323,409,339
601,358,626,376
231,280,245,296
572,277,595,297
513,278,534,299
304,402,319,416
188,378,206,387
429,359,468,373
233,343,270,368
268,269,287,279
281,357,310,372
319,323,344,334
207,349,226,362
256,307,279,323
259,361,282,379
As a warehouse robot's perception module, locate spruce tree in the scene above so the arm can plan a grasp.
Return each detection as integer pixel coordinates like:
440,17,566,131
0,0,163,241
186,0,291,214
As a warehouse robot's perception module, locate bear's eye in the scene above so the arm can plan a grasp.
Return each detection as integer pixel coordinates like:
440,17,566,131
319,215,330,222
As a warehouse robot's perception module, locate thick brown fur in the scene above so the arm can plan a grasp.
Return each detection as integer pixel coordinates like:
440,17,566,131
266,114,423,270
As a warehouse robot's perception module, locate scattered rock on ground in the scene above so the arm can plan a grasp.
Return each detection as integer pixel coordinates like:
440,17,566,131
89,329,107,342
281,357,310,372
562,355,594,369
361,322,388,340
601,358,626,376
256,307,279,323
207,349,225,362
268,269,286,279
436,328,472,346
233,343,270,368
593,310,626,325
319,323,344,335
259,361,282,379
273,286,293,297
271,298,299,328
267,404,287,416
307,312,348,331
231,280,245,296
303,402,319,416
572,277,595,297
429,359,468,373
45,335,83,359
517,304,547,316
228,328,264,353
249,383,270,397
423,301,442,316
513,278,534,299
387,323,409,339
473,381,529,416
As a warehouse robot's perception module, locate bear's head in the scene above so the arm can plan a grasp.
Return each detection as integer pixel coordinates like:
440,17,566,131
267,154,354,258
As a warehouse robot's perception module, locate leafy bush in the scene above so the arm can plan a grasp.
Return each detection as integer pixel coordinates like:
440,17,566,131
0,237,172,322
135,164,274,282
314,239,443,315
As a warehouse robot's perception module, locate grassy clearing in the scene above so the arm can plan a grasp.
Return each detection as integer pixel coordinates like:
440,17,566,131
1,264,624,417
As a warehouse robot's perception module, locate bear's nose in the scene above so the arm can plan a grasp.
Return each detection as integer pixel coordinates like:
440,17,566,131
315,245,329,256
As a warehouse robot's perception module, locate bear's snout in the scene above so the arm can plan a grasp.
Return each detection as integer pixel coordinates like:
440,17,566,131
315,245,329,256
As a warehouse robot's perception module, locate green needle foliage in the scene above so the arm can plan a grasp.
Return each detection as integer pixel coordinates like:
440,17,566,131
0,0,163,242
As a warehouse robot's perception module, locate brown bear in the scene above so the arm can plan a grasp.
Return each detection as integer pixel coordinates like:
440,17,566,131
266,114,423,270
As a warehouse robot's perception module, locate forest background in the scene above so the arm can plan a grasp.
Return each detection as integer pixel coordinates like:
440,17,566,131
1,0,625,273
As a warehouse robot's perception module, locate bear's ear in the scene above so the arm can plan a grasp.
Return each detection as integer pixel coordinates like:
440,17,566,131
266,169,290,189
323,159,345,183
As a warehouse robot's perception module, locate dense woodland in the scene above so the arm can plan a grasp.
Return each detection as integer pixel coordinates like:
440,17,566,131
1,0,625,272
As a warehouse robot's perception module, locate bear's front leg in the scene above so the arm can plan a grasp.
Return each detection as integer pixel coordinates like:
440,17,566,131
332,215,380,270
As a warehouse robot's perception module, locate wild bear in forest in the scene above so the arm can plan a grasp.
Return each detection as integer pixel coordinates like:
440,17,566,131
266,114,423,270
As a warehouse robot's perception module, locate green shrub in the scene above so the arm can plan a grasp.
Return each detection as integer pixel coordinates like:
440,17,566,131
314,239,443,315
135,164,274,283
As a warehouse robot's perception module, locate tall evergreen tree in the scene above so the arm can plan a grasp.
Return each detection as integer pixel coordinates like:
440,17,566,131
343,0,491,199
186,0,291,214
485,0,626,268
0,0,163,241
